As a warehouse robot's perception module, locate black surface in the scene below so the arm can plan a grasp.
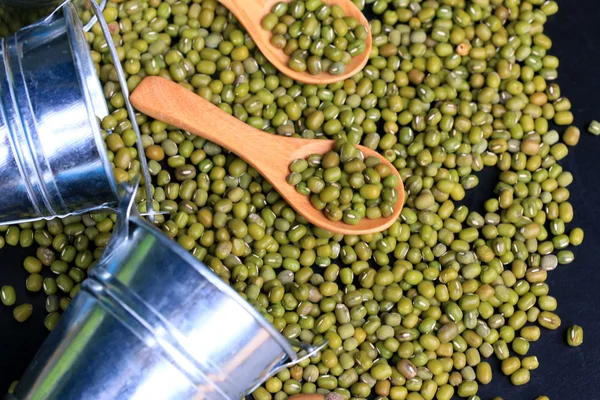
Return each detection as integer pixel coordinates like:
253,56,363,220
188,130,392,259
2,1,600,399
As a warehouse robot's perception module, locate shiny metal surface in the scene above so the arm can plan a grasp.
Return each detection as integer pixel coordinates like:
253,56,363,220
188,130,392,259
0,2,117,225
14,184,326,400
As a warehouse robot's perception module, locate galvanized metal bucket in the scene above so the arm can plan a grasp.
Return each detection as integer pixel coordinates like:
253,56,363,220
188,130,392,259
0,0,155,225
13,183,326,399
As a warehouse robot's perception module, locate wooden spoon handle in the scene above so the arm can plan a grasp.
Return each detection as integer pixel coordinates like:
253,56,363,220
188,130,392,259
129,76,274,161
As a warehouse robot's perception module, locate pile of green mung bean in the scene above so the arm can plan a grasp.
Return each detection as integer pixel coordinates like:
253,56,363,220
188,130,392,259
0,212,116,330
288,138,398,224
262,0,368,75
0,0,588,398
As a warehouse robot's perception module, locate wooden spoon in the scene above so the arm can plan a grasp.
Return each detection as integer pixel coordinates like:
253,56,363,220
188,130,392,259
218,0,372,84
130,77,404,235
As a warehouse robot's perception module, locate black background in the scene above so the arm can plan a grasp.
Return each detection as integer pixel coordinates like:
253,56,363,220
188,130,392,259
2,1,600,399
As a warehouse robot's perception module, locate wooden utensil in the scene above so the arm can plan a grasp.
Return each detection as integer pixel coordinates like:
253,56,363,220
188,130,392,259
130,77,404,235
218,0,372,84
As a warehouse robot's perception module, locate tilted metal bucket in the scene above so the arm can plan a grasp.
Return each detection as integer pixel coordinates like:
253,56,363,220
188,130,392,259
0,0,156,225
13,184,326,399
0,2,117,224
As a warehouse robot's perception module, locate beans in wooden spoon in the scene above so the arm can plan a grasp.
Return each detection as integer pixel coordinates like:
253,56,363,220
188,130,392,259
217,0,372,84
130,76,404,235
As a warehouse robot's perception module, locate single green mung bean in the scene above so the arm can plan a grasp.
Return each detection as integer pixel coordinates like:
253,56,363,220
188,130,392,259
566,325,584,347
26,273,43,292
510,368,531,386
563,126,580,146
476,362,492,385
23,256,42,273
538,311,562,330
500,357,520,376
588,120,600,135
13,303,33,322
569,227,584,246
522,356,540,371
56,274,75,293
0,285,16,306
44,312,61,331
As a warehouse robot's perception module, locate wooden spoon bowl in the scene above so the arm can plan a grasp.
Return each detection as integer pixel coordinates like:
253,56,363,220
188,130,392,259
130,77,404,235
218,0,372,84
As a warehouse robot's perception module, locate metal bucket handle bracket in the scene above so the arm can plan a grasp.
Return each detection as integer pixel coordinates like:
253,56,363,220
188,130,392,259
86,0,157,222
99,176,140,260
275,339,329,373
244,339,328,396
100,175,170,257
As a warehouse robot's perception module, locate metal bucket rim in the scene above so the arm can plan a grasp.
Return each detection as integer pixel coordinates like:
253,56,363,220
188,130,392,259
63,2,119,199
125,213,298,361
